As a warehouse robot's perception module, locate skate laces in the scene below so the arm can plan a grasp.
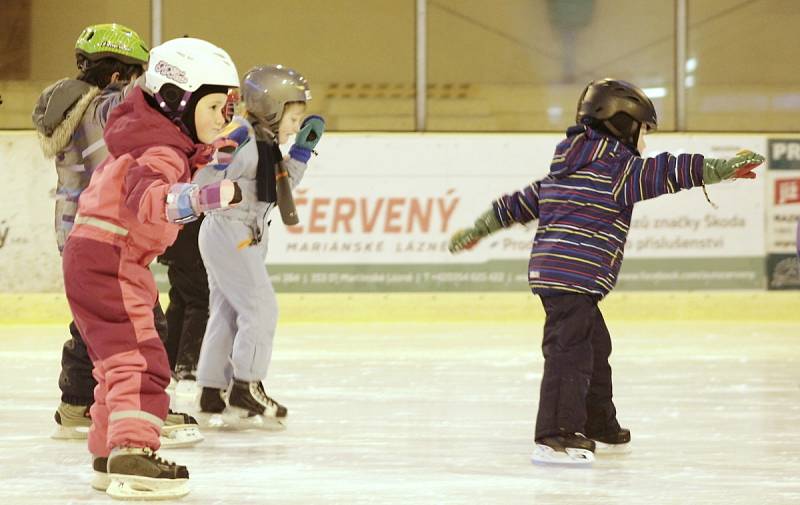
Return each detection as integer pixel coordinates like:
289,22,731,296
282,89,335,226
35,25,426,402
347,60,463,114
141,447,177,467
255,382,279,408
167,409,188,422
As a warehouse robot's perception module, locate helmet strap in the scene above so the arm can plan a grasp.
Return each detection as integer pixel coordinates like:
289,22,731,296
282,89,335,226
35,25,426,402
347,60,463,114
602,115,641,153
154,89,193,136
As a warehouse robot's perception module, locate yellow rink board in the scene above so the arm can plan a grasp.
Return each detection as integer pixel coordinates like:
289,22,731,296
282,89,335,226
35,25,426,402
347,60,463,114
0,291,797,326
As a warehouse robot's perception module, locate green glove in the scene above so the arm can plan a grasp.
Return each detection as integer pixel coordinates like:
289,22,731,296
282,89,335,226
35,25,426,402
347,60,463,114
703,150,765,185
448,208,503,253
295,114,325,151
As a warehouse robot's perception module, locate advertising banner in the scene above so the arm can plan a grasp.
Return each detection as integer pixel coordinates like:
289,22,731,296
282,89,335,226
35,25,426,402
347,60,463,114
260,134,767,291
765,138,800,289
0,131,774,293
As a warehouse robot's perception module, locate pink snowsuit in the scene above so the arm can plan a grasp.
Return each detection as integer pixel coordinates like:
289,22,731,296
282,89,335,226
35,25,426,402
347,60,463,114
62,86,213,457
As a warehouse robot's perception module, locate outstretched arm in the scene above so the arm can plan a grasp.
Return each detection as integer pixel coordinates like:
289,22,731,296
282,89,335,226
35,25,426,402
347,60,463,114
612,150,764,206
449,180,541,253
612,152,704,206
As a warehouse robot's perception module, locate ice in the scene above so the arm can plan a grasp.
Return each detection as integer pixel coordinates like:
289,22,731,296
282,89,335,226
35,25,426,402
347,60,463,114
1,320,799,504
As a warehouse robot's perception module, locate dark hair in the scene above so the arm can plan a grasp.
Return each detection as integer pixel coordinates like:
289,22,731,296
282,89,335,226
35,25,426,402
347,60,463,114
76,55,143,88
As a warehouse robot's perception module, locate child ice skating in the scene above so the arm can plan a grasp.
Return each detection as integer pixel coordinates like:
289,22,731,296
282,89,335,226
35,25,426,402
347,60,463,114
61,37,242,499
194,64,324,429
157,216,211,383
33,23,202,448
449,78,765,466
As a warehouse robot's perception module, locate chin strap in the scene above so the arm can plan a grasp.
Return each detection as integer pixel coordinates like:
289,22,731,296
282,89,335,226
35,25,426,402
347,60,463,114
154,89,193,137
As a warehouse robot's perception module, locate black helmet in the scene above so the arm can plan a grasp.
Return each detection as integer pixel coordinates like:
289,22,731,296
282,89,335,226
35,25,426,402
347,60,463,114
576,78,657,150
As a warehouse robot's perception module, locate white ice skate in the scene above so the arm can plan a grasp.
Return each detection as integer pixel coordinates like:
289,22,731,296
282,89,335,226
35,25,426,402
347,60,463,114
160,410,204,449
105,447,189,501
531,433,595,467
174,378,198,402
51,402,91,440
53,403,203,448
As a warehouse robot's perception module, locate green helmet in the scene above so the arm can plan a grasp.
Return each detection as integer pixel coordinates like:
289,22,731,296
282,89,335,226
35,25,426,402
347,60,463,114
75,23,149,66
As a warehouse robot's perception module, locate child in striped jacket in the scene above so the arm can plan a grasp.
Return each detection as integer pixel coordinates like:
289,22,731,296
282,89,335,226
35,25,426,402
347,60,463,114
449,78,765,466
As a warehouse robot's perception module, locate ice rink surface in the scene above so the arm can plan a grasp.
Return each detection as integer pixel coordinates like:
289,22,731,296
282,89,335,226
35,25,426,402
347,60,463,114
1,314,799,504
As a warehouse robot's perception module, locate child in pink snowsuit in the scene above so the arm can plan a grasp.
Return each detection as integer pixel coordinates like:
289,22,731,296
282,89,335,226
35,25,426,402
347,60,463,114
61,37,241,500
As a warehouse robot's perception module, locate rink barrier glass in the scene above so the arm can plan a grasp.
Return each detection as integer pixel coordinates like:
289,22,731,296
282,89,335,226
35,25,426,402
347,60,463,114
2,1,800,131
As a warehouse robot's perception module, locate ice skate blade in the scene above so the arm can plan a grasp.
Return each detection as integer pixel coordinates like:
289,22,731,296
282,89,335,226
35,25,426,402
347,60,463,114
160,425,204,449
194,412,230,430
106,475,189,501
51,424,89,440
223,407,287,431
531,444,594,467
91,471,110,491
593,441,632,455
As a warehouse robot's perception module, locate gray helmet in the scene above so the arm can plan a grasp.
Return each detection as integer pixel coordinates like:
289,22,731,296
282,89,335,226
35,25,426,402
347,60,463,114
576,78,657,131
242,64,311,133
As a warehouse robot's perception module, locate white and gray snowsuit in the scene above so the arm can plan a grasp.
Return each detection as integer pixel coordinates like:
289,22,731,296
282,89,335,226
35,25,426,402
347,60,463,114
194,116,307,388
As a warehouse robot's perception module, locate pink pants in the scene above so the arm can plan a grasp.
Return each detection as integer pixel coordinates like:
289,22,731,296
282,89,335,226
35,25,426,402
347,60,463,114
63,234,170,457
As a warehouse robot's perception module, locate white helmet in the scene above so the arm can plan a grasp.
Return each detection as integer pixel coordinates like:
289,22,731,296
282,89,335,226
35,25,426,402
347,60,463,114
144,37,239,141
145,37,238,94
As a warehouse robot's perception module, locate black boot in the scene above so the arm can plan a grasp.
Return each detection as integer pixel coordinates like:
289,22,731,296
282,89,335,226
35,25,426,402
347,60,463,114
587,427,631,453
532,432,595,466
228,379,287,418
199,387,226,414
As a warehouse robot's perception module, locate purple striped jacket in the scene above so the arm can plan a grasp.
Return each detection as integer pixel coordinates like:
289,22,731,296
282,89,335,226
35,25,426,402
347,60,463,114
493,125,705,297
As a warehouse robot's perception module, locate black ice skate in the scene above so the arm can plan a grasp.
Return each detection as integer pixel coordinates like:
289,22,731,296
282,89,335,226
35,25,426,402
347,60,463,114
196,387,229,430
225,379,287,431
161,409,204,448
105,447,189,500
587,427,632,454
531,432,595,466
200,387,227,414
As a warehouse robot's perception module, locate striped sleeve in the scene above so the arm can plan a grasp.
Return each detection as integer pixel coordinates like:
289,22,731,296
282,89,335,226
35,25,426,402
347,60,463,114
493,180,541,227
611,152,705,206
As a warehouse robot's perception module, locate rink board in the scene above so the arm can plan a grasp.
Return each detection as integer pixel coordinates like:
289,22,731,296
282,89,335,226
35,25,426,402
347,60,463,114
1,290,798,326
3,131,798,293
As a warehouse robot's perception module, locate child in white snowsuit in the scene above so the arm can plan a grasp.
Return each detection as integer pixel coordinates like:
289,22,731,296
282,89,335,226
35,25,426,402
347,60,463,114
194,64,324,428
